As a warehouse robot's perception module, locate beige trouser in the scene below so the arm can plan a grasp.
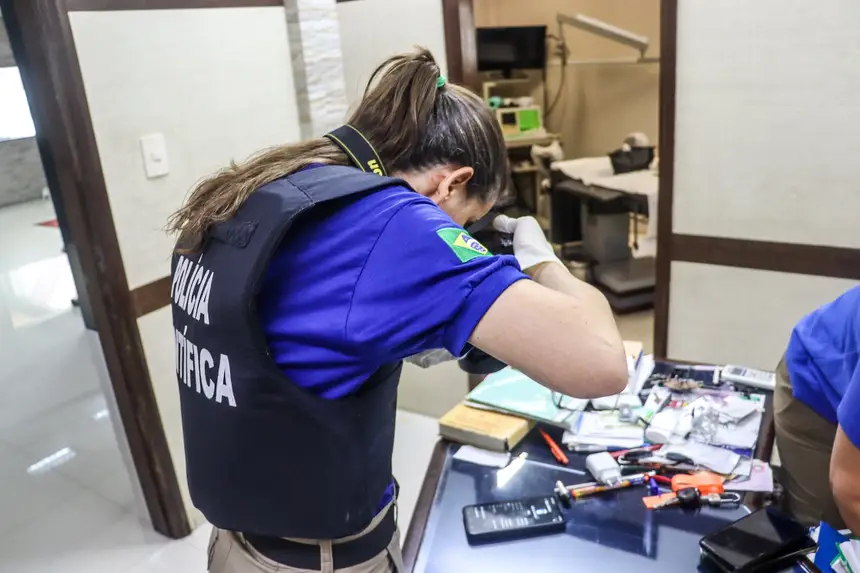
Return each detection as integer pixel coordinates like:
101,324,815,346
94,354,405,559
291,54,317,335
773,355,845,529
207,504,403,573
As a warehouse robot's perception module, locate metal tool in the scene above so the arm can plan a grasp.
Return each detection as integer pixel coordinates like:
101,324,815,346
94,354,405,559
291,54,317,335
554,479,600,502
569,445,625,453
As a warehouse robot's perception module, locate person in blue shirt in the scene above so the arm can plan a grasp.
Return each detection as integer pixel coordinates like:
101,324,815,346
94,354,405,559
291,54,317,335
168,49,627,573
777,285,860,534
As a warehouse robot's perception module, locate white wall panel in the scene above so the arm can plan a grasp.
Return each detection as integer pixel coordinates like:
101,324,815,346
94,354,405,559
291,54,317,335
667,262,859,369
673,0,860,248
70,8,302,290
337,0,448,110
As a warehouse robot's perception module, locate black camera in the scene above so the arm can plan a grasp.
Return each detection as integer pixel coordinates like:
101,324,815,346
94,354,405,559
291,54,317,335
458,213,513,375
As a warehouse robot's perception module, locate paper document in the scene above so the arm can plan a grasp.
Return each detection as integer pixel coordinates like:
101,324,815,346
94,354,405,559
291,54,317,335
576,411,643,438
838,540,860,573
659,442,741,475
724,460,773,492
731,458,753,478
712,411,761,450
562,411,645,449
718,395,763,422
632,354,655,395
453,445,511,468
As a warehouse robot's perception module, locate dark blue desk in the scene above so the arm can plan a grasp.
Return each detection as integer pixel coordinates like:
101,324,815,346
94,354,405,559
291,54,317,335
402,426,814,573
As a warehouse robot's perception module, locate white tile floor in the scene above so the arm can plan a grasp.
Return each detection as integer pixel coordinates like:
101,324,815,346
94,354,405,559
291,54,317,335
0,198,442,573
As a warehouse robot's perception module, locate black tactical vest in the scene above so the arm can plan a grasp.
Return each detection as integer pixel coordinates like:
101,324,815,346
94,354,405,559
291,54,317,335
170,166,406,539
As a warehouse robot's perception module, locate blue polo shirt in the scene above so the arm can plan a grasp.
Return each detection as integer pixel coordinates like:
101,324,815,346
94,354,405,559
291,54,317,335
257,173,525,382
785,285,860,448
256,177,526,512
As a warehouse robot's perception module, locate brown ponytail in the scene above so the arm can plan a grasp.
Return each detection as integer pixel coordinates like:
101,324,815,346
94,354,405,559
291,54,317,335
167,48,507,253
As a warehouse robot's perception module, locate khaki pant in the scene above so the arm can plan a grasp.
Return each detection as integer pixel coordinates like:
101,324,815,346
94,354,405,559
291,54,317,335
774,355,845,529
207,505,403,573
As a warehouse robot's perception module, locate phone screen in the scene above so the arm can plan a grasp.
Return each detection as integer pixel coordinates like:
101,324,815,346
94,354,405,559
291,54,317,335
701,508,810,570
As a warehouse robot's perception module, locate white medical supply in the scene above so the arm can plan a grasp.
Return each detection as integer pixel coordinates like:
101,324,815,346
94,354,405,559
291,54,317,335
639,388,670,424
585,451,622,485
590,394,643,411
720,365,776,391
645,407,692,444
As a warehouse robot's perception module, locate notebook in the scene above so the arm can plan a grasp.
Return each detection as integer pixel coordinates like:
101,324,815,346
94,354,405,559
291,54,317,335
815,522,859,573
465,367,586,428
439,403,533,452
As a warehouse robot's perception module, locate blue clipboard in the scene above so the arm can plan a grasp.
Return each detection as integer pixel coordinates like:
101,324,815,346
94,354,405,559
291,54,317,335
815,521,850,573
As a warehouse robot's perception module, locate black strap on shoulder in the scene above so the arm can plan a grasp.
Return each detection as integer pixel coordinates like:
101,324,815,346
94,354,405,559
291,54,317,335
324,125,388,176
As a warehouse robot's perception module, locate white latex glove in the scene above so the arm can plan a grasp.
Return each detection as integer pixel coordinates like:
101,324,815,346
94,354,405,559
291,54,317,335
493,215,563,273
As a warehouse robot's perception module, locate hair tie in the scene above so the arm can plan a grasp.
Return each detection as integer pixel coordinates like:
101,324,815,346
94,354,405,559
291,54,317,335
436,75,447,89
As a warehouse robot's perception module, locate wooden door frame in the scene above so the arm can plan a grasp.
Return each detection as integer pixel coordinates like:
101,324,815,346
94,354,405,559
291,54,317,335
653,0,677,358
442,0,480,92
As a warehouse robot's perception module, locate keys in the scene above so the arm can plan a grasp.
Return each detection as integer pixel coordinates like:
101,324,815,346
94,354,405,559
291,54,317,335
702,492,742,508
654,487,700,509
655,489,742,510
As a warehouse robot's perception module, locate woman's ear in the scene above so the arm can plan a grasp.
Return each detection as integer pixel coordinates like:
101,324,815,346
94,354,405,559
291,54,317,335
435,167,474,203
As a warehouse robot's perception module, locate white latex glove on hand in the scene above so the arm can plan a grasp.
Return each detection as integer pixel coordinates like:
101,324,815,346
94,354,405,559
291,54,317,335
493,215,563,274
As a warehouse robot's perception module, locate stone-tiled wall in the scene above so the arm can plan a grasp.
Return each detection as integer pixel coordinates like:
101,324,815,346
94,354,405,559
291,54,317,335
0,137,47,208
0,16,15,68
1,15,47,207
284,0,348,138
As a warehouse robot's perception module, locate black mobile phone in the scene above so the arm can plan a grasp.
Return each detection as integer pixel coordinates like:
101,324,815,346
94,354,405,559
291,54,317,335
462,496,566,544
699,508,815,572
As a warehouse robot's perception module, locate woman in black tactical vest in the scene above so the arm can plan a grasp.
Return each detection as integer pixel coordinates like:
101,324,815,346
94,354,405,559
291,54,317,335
167,48,627,573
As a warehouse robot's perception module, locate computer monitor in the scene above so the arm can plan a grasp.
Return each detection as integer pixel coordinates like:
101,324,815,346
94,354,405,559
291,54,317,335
476,26,547,76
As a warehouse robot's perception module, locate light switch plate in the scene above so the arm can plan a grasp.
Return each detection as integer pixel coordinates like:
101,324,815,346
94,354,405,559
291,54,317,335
139,133,170,179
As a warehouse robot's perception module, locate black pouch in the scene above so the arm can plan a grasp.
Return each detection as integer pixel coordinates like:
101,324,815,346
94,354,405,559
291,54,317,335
699,508,817,572
609,146,655,174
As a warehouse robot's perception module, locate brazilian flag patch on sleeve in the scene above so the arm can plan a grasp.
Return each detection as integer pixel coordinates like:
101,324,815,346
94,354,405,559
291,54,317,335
436,228,491,263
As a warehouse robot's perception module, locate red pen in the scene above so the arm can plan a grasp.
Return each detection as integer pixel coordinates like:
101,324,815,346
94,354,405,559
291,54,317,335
538,428,569,465
610,444,661,459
